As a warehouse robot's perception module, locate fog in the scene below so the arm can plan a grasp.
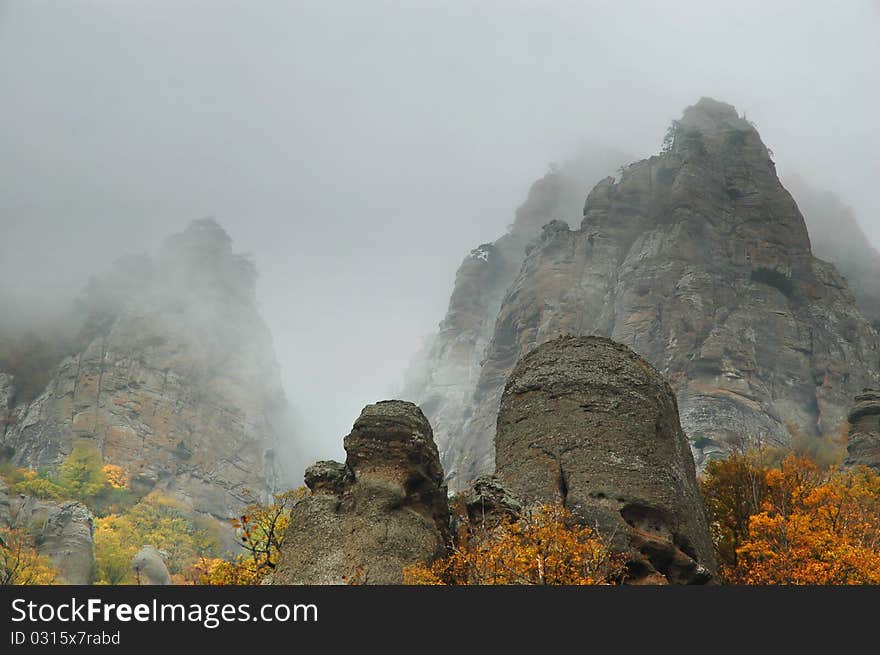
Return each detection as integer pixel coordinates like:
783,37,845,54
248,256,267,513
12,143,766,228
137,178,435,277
2,1,879,466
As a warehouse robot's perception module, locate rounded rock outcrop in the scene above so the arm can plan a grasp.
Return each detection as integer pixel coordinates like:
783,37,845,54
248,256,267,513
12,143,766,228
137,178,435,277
272,401,449,585
495,335,717,584
133,545,171,585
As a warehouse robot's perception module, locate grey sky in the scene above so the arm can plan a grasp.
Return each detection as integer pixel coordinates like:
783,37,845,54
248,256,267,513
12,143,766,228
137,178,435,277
2,1,878,466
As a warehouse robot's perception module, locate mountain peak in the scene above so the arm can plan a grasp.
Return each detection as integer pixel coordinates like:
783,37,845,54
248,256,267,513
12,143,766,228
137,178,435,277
679,97,752,134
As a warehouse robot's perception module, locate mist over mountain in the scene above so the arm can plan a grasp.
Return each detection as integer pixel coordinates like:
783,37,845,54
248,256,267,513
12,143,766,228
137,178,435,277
2,0,879,470
786,175,880,326
2,220,301,519
406,98,880,486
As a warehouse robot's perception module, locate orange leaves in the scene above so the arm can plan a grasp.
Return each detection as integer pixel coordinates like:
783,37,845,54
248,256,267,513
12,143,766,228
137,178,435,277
404,503,625,586
200,487,308,585
702,451,880,585
0,528,58,585
194,556,264,586
101,464,128,490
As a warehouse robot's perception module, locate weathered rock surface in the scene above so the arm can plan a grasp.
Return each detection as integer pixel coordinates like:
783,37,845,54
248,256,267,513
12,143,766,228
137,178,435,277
273,401,449,585
417,98,879,486
0,477,13,531
2,219,298,519
0,373,12,443
787,175,880,326
133,545,172,585
0,481,95,584
403,150,629,477
845,389,880,470
456,474,523,529
496,335,716,584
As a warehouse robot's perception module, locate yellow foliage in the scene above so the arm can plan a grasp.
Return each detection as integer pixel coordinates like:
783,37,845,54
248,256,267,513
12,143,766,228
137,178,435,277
94,492,221,584
702,452,880,585
195,556,264,585
404,503,625,585
58,441,108,499
15,476,67,500
102,464,128,490
1,528,58,585
199,487,308,585
7,443,114,504
733,457,880,585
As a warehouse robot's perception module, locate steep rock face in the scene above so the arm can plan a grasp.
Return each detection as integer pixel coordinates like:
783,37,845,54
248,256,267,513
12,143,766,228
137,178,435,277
0,480,95,584
273,401,449,585
0,373,12,442
845,389,880,470
786,175,880,326
436,98,879,485
404,152,628,474
2,220,296,519
496,336,716,584
31,501,95,584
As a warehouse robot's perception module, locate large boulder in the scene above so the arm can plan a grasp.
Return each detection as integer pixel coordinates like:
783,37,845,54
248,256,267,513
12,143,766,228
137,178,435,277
845,389,880,470
1,480,96,584
272,401,449,584
495,335,717,584
16,497,95,584
133,545,172,585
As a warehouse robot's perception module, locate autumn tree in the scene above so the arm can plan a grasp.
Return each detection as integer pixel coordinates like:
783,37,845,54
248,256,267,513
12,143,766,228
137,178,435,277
733,457,880,584
94,492,221,584
198,488,307,585
700,451,770,573
701,450,880,585
404,503,625,585
57,441,108,499
0,528,57,585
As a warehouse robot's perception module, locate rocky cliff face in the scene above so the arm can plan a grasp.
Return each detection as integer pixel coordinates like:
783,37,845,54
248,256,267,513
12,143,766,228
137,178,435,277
786,176,880,326
496,336,716,584
1,219,297,519
0,478,95,584
845,389,880,470
414,98,879,487
403,151,628,477
273,400,449,585
0,373,12,443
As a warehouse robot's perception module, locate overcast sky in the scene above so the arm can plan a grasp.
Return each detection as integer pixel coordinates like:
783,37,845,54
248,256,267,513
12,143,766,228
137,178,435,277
2,1,878,466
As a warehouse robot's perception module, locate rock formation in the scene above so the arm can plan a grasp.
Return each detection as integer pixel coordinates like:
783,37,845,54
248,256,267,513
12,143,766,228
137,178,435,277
786,175,880,326
133,545,172,585
403,150,629,477
0,479,95,584
845,389,880,470
273,401,449,585
454,474,524,532
0,373,12,446
410,98,880,486
1,219,298,519
495,335,716,584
